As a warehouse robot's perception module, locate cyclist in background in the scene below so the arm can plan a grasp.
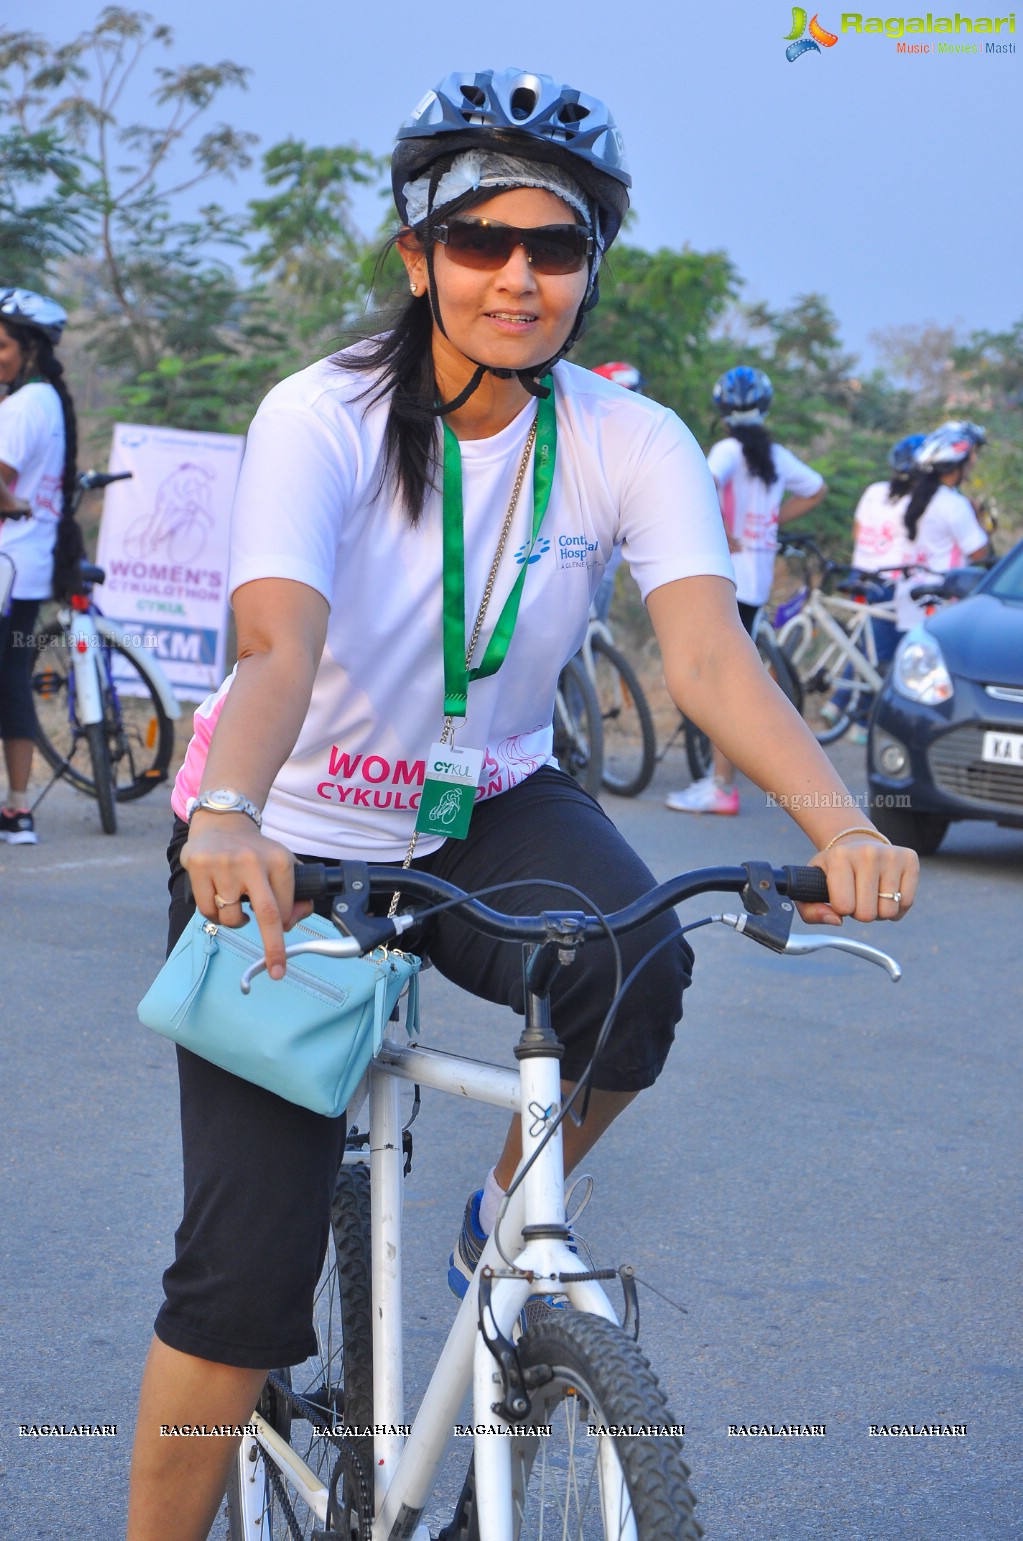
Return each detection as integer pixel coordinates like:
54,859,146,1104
589,360,644,620
895,425,989,633
0,288,83,845
666,365,827,814
126,71,916,1541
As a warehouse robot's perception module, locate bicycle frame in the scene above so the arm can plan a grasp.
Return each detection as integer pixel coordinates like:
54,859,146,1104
239,1001,627,1541
782,589,889,694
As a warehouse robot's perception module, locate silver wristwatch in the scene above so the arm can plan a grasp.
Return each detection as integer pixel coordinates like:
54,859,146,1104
187,787,263,830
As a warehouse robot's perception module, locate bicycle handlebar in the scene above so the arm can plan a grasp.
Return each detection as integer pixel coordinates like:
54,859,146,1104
78,469,133,492
291,859,830,943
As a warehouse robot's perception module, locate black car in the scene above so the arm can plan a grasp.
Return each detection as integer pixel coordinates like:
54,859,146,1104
868,538,1023,854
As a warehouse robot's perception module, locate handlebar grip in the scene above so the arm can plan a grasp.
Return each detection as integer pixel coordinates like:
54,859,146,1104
293,862,330,902
781,865,830,904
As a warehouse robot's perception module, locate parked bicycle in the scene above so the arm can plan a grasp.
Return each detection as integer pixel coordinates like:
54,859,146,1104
553,655,604,798
576,613,657,798
225,857,900,1541
773,534,897,744
29,470,180,833
660,606,803,784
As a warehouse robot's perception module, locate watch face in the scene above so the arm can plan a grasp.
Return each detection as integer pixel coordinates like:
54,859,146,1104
207,790,239,811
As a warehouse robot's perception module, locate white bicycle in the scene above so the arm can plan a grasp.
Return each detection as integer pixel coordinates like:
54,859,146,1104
30,470,180,833
224,857,900,1541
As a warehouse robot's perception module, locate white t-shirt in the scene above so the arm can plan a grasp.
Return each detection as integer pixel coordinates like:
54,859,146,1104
0,382,65,598
895,484,988,631
851,480,910,574
172,355,733,859
707,436,824,606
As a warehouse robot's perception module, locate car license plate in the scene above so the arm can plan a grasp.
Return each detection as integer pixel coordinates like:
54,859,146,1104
981,730,1023,765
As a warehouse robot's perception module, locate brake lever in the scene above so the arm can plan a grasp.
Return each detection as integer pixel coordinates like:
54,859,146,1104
715,914,902,982
239,914,415,993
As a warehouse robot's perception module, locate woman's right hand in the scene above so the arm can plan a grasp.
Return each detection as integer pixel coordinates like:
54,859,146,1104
181,812,313,980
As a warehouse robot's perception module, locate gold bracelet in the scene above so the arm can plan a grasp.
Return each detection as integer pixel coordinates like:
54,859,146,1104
822,825,892,853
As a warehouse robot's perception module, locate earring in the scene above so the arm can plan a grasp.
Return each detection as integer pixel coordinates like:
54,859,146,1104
410,282,418,295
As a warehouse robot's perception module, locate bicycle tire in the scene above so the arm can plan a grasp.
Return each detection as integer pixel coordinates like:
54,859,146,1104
442,1310,700,1541
32,622,175,801
226,1162,374,1540
554,656,604,798
590,636,656,798
85,720,117,834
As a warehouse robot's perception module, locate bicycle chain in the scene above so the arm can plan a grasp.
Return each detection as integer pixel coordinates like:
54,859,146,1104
261,1370,374,1537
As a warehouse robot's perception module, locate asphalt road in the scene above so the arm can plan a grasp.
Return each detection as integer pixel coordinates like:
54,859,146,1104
1,742,1020,1540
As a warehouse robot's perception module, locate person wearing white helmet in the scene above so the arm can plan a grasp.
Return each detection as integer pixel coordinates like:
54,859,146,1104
895,426,989,633
0,287,83,845
128,71,917,1539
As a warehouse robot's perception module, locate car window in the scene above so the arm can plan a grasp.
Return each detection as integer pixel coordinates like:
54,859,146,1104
983,542,1023,601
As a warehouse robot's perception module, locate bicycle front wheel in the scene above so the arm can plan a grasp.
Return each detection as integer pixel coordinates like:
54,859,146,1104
226,1162,374,1540
446,1311,700,1541
32,623,175,801
85,721,117,834
590,636,656,798
554,656,604,798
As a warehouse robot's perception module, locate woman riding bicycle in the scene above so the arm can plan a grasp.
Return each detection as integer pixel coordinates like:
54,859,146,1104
666,365,827,814
128,69,917,1541
895,424,989,633
0,287,83,845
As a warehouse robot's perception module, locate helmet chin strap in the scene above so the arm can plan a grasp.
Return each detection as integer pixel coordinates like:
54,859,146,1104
423,242,594,417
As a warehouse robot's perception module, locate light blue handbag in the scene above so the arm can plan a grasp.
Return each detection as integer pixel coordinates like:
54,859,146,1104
138,905,419,1117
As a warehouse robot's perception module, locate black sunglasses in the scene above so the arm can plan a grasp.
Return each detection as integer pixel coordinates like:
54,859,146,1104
432,219,593,275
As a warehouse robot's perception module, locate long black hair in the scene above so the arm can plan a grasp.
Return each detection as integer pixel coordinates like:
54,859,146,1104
723,422,777,487
340,232,443,526
1,318,82,599
887,471,915,501
903,470,953,542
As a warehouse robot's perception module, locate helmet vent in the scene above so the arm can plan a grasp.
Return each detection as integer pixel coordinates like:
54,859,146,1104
557,103,589,125
510,86,539,119
460,84,487,108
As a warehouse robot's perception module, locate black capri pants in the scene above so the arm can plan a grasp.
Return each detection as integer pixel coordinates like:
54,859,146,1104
0,599,42,740
155,767,693,1368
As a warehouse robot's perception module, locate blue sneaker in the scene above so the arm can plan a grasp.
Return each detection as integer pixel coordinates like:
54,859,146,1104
448,1189,486,1300
447,1180,592,1304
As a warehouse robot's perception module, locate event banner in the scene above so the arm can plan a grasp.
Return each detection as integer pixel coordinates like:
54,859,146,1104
95,423,244,698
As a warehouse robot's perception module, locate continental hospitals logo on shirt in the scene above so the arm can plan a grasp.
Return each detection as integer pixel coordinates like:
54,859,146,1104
839,10,1016,51
784,9,840,58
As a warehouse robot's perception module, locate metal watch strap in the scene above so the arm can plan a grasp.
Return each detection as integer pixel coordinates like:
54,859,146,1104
188,789,263,830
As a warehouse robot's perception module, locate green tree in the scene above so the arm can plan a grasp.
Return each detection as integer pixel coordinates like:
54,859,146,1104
0,8,256,379
575,243,739,429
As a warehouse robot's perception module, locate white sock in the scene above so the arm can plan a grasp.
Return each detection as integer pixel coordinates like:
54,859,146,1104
478,1166,506,1235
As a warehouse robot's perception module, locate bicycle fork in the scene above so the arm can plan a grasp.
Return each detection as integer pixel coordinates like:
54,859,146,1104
370,934,621,1541
60,604,106,726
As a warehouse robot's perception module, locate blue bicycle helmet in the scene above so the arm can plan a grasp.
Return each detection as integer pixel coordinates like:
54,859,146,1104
888,434,925,475
713,365,773,424
392,69,631,249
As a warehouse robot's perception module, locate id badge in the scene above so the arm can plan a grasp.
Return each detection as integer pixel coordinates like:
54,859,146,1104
415,742,484,841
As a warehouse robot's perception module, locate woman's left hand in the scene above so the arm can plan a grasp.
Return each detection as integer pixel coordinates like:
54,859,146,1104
799,835,919,927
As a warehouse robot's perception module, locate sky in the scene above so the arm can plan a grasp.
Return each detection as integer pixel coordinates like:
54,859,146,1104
8,0,1021,372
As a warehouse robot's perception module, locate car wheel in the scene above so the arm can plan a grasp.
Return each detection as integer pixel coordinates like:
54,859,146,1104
869,797,949,856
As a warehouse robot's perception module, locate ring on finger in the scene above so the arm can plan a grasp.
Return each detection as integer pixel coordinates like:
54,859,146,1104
877,890,902,904
213,893,239,910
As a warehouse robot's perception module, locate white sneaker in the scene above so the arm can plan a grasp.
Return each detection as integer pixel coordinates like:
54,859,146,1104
665,777,740,815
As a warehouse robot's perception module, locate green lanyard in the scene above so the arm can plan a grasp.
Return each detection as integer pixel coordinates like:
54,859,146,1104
440,388,556,720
